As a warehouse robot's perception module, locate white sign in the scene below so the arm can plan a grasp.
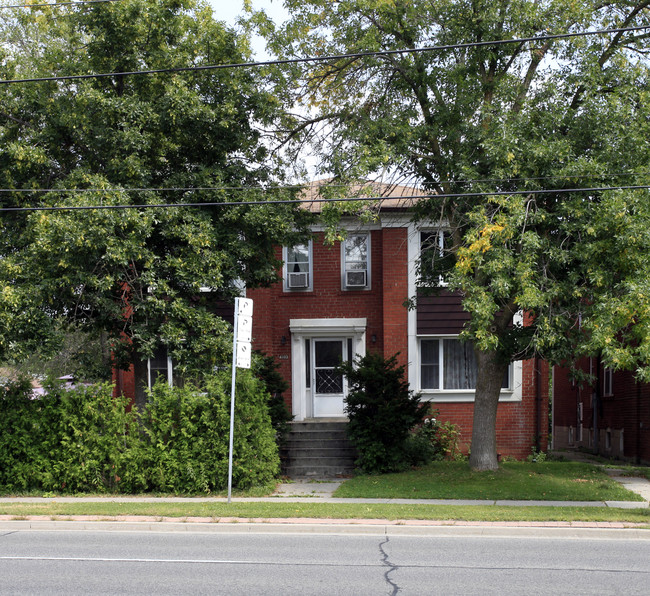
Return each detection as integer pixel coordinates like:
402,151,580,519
237,312,252,343
237,298,253,318
236,340,252,369
234,297,253,369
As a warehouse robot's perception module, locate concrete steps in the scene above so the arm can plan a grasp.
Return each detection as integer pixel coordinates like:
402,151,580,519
280,421,357,478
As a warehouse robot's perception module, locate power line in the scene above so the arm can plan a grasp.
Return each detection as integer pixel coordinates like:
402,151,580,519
1,25,648,85
0,186,287,194
1,185,648,212
452,171,650,186
0,0,119,8
0,170,648,194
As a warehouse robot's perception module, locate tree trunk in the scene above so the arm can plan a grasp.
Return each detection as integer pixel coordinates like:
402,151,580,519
468,349,509,471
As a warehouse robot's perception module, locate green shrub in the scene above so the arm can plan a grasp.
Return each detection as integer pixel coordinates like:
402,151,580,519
135,369,279,493
527,446,547,463
339,352,427,474
0,378,138,493
254,352,293,445
408,413,464,464
217,370,281,490
0,369,279,494
39,382,138,493
0,377,43,491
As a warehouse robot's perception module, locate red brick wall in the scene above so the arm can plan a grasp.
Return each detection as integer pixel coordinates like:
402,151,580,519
249,228,405,403
554,360,650,463
112,365,135,409
249,227,547,460
430,359,549,460
381,228,409,368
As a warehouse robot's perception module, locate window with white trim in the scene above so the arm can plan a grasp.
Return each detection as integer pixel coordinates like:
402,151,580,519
342,233,370,289
148,346,183,389
420,337,510,391
603,366,613,396
284,242,312,291
419,229,452,286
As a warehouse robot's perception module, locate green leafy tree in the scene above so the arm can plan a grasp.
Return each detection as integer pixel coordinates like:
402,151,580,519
0,0,310,405
252,0,650,469
5,323,111,383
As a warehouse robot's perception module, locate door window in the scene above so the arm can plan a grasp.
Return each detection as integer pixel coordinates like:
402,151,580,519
314,340,344,394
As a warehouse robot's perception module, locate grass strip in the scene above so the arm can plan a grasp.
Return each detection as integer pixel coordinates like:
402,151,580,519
0,501,649,524
334,461,645,501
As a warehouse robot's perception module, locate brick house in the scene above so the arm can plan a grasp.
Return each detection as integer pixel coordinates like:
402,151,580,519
114,183,549,463
246,186,549,461
552,360,650,464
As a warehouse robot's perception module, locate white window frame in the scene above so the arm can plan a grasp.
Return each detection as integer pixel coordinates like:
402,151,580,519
147,346,174,389
341,233,370,290
416,335,521,403
419,229,449,287
283,241,313,292
603,366,613,397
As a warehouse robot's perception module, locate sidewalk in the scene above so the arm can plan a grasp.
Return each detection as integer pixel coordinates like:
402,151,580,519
1,470,649,533
269,473,650,509
1,474,648,509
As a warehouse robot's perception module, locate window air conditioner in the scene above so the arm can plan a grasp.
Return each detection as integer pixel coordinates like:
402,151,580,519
346,270,367,288
287,272,309,288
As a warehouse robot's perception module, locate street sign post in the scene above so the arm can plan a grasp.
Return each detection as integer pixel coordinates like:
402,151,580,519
227,297,253,503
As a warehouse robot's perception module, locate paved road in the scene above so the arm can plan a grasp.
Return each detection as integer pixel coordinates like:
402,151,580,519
1,528,649,595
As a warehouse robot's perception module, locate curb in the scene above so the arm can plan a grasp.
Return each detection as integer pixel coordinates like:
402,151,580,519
1,495,648,509
1,516,649,537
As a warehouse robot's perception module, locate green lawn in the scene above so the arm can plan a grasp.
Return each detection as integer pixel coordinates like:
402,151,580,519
0,501,649,525
1,461,648,525
334,461,646,501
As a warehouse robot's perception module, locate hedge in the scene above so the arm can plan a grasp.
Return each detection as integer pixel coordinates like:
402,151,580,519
0,370,279,494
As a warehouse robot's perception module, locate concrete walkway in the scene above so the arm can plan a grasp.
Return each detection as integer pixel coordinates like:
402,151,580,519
1,475,648,509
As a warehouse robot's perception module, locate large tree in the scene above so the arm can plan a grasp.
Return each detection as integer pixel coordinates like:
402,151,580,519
251,0,650,469
0,0,309,406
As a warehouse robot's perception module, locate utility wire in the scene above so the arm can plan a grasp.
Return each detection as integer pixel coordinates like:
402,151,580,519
0,0,119,8
0,25,648,85
0,171,648,194
0,186,290,194
1,185,649,212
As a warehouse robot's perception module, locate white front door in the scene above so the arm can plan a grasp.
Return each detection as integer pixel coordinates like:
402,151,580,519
289,318,367,421
312,339,348,417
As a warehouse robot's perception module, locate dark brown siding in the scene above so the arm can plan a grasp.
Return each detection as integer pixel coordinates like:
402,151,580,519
417,291,470,334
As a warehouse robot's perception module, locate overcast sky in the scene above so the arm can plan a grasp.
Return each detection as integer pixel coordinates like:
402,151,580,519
208,0,288,56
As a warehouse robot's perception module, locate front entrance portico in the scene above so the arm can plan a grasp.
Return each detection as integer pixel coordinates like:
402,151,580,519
289,318,367,421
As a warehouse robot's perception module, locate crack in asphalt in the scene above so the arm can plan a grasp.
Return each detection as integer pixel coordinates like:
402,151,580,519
379,535,400,595
0,531,17,539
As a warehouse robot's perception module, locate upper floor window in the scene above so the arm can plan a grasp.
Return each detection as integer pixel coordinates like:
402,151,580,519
603,366,613,396
284,242,312,291
419,230,452,286
342,233,370,290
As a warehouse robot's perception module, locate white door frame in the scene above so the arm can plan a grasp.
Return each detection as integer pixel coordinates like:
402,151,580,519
312,338,348,418
289,318,367,421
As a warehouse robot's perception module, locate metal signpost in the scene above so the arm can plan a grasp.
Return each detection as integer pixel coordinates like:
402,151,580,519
227,297,253,503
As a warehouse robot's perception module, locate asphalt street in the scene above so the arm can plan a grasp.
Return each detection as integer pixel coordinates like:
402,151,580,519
1,528,649,595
